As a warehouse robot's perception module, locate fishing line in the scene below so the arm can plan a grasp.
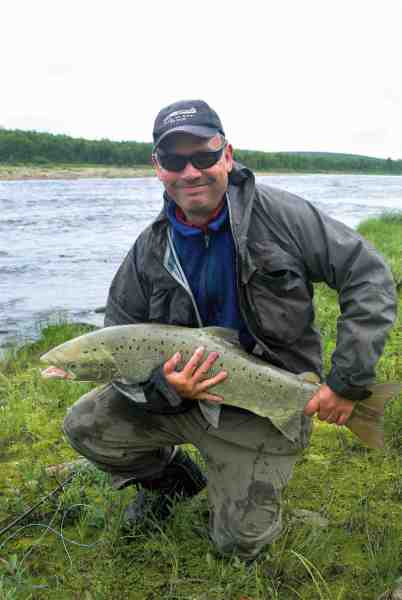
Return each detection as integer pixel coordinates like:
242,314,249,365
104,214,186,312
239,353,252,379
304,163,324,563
0,474,74,539
0,517,104,554
18,495,64,577
0,467,109,575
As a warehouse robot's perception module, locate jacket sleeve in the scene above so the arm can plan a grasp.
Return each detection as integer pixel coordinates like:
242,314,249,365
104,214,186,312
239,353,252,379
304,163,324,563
104,240,150,327
277,195,397,399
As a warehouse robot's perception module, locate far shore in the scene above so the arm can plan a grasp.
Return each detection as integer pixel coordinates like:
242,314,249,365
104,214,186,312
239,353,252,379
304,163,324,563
1,163,396,181
0,163,292,181
0,164,155,181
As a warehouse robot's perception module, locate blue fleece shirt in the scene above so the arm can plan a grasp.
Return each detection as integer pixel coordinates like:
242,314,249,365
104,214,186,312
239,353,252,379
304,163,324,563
166,198,255,351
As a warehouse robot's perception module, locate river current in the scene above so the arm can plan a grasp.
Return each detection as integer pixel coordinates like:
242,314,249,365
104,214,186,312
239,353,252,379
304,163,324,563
1,174,401,353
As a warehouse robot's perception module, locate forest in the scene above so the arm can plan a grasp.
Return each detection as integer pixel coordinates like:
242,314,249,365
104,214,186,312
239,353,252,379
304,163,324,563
1,127,401,174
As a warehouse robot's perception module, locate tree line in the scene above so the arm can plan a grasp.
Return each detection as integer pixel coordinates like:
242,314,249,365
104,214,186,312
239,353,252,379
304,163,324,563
1,128,401,174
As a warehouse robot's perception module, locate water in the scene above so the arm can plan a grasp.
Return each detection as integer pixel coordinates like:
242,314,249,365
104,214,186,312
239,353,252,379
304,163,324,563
0,174,401,353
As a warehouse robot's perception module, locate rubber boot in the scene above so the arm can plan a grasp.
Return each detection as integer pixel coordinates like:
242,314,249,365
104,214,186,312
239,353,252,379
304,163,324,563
123,448,206,528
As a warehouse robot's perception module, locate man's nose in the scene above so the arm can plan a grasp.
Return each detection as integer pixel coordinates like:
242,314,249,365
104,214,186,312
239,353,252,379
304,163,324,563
180,160,203,179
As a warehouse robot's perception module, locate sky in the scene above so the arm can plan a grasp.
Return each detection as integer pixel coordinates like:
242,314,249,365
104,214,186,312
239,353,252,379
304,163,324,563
1,0,402,159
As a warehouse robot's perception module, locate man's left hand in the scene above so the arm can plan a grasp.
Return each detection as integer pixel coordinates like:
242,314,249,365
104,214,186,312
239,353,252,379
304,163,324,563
304,384,354,426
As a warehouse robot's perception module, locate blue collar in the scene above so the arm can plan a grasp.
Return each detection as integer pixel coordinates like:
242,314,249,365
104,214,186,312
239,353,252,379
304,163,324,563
166,198,229,237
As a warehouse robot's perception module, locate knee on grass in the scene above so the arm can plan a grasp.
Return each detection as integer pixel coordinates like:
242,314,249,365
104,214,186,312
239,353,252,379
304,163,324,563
211,513,283,561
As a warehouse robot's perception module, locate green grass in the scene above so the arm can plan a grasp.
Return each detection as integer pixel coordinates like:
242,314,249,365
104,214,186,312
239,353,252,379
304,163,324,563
0,214,401,599
357,212,402,288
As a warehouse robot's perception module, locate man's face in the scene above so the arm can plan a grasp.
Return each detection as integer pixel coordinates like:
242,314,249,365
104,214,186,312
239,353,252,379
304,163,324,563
153,133,233,224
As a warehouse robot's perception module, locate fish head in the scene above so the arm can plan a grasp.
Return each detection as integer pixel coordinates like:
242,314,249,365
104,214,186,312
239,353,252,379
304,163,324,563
40,332,119,382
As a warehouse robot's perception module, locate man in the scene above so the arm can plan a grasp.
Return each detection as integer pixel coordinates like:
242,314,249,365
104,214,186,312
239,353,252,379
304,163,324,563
64,100,396,561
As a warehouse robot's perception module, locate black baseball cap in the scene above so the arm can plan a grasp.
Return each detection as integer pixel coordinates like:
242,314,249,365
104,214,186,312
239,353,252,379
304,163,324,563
152,99,225,150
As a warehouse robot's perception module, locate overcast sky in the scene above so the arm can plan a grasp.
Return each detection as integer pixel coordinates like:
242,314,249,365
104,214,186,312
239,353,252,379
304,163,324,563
2,0,401,159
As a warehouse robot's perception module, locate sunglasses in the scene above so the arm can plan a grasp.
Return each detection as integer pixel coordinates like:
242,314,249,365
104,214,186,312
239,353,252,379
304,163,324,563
154,143,227,172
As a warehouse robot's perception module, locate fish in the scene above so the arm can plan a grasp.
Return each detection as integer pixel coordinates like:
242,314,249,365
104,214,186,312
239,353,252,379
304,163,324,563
40,324,401,449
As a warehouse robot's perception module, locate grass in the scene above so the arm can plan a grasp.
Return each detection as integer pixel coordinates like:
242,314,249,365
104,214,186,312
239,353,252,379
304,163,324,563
0,214,401,599
357,212,402,288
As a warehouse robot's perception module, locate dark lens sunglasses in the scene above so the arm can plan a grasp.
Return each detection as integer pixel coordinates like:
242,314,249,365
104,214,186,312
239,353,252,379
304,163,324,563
155,143,227,172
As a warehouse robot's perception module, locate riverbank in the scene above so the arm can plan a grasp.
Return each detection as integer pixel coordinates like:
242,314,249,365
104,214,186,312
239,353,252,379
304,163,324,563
1,163,401,180
0,164,155,180
0,163,304,180
0,215,401,599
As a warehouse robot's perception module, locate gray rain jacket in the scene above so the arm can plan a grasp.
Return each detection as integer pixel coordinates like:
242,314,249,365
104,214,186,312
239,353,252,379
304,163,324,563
105,163,397,402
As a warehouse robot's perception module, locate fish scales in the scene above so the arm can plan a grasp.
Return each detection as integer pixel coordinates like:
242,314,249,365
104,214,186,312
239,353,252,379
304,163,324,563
41,324,402,449
41,324,316,435
117,325,317,425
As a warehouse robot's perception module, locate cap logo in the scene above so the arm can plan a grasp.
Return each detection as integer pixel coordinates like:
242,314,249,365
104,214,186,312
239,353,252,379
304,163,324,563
163,107,197,125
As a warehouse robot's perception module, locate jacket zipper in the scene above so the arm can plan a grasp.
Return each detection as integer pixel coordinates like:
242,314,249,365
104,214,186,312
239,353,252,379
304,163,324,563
163,226,221,428
164,227,204,327
201,231,211,321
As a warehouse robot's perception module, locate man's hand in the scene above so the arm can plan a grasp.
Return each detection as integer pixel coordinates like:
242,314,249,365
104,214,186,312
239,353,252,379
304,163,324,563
304,384,354,426
163,347,227,403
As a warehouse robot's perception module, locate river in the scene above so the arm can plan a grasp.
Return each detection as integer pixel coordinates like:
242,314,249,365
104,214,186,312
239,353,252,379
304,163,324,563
1,174,401,353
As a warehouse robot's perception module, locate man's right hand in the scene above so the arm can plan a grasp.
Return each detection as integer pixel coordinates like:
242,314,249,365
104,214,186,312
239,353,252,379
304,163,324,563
163,347,227,403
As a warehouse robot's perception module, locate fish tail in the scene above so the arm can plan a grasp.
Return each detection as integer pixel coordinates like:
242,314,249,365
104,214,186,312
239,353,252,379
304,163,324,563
345,383,401,449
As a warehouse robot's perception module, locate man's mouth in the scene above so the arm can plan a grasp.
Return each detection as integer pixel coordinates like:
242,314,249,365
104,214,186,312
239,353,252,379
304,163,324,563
175,177,214,190
177,183,210,190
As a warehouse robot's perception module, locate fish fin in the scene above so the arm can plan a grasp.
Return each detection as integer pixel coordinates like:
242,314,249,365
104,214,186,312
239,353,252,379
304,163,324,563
298,371,321,384
346,383,401,449
203,327,239,345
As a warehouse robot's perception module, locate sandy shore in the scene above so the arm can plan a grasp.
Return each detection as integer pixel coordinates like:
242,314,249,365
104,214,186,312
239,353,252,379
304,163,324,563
0,164,155,181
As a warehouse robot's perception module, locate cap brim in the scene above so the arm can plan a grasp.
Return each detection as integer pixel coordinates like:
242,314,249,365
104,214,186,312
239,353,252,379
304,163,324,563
153,125,219,150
